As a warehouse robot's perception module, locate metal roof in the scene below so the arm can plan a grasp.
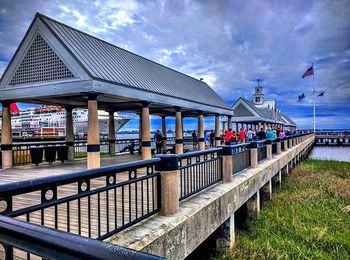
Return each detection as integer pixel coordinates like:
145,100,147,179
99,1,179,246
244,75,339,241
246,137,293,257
228,97,293,125
38,13,230,111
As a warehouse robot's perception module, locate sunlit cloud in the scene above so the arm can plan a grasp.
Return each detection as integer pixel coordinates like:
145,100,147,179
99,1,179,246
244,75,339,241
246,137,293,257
0,0,349,129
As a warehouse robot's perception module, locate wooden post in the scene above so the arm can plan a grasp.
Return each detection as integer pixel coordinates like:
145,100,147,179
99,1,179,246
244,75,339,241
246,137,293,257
1,101,13,169
175,107,183,154
228,116,233,130
215,114,221,147
87,94,100,169
156,155,179,216
65,106,75,161
141,102,151,160
198,112,205,150
161,116,167,149
108,111,116,155
250,148,258,168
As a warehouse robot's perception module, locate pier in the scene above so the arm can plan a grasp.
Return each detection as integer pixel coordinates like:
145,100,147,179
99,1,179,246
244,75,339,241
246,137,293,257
0,12,316,260
314,131,350,146
0,133,314,259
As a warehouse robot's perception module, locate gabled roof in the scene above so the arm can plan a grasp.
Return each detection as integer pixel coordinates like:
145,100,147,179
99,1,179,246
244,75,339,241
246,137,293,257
40,14,230,110
281,113,297,126
225,97,294,126
0,13,232,116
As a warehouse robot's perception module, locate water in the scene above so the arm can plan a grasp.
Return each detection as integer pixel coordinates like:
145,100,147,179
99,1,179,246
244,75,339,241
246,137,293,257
309,147,350,162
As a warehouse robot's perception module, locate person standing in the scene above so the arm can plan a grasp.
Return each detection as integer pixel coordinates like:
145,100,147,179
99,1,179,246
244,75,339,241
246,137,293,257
209,130,215,147
224,128,234,145
257,128,267,140
192,130,198,148
204,131,208,148
279,130,285,139
246,128,254,142
266,127,275,141
155,129,163,154
239,128,246,143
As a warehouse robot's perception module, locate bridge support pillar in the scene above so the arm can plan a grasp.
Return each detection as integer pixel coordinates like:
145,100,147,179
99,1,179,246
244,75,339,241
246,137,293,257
246,192,260,219
216,213,235,251
65,106,75,162
198,112,205,151
87,94,100,169
215,114,221,147
260,180,272,206
108,111,116,155
1,101,13,169
175,107,184,154
156,155,179,216
272,171,282,190
161,116,167,149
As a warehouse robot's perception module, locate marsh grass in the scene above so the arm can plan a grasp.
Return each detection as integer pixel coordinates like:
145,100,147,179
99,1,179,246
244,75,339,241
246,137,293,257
218,159,350,259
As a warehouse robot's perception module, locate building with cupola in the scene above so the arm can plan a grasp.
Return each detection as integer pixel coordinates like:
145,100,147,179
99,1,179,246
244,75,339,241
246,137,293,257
222,82,296,132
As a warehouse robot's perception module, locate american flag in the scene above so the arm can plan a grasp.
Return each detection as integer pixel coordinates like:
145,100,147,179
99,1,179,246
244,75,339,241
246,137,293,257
302,65,314,78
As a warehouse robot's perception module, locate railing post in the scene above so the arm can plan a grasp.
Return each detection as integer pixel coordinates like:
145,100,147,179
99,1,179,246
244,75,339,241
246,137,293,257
292,136,296,147
221,146,234,182
249,142,258,168
276,138,281,155
156,154,179,216
288,137,292,149
265,140,272,160
283,137,288,151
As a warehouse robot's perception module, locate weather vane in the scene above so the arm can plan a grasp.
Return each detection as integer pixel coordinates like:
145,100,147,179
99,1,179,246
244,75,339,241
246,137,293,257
256,78,264,86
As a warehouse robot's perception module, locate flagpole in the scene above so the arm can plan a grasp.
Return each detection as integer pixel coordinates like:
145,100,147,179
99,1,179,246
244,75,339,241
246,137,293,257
313,63,315,133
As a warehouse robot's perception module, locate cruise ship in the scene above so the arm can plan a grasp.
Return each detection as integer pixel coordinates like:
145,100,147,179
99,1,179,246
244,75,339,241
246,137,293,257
0,104,130,137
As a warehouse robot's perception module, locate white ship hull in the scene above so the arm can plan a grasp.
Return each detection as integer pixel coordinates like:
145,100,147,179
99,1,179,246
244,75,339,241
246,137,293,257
0,106,129,137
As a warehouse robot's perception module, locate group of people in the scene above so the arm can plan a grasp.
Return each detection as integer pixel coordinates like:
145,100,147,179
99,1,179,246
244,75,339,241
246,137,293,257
191,130,216,148
223,127,295,145
152,126,295,154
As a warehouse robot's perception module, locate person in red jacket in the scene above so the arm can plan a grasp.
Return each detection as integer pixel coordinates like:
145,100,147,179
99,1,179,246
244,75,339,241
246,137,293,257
239,128,246,143
224,128,234,145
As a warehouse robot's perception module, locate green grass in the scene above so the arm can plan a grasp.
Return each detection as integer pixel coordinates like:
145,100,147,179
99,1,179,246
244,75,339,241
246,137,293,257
219,160,350,259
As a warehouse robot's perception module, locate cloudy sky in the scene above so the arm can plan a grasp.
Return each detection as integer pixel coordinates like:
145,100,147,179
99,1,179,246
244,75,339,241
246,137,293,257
0,0,349,130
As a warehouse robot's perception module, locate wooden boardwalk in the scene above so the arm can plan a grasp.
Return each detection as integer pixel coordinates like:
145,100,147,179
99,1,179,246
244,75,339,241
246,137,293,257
0,154,159,260
0,149,218,259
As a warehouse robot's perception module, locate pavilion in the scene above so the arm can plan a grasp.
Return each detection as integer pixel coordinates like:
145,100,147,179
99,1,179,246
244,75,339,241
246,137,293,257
0,13,233,169
222,83,297,132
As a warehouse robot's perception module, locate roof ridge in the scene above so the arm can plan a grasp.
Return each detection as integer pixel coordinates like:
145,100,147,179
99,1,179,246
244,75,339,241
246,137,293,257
36,12,212,87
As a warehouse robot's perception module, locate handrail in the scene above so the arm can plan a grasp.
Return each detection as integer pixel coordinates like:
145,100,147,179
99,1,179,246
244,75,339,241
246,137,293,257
0,215,163,260
177,147,223,159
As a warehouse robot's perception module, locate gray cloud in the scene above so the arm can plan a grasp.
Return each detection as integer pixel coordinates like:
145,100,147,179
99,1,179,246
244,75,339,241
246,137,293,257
0,0,349,129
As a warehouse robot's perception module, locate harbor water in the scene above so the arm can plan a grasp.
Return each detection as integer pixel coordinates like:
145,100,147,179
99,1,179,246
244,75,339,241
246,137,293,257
309,146,350,162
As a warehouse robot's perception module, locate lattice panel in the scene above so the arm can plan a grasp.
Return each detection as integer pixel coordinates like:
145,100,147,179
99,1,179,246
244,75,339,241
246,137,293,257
9,34,75,86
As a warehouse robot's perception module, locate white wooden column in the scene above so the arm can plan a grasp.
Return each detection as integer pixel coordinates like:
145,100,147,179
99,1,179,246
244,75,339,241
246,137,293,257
198,112,204,150
87,94,100,169
215,114,221,146
175,107,183,154
1,101,13,169
65,106,75,161
141,102,151,159
108,111,116,155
